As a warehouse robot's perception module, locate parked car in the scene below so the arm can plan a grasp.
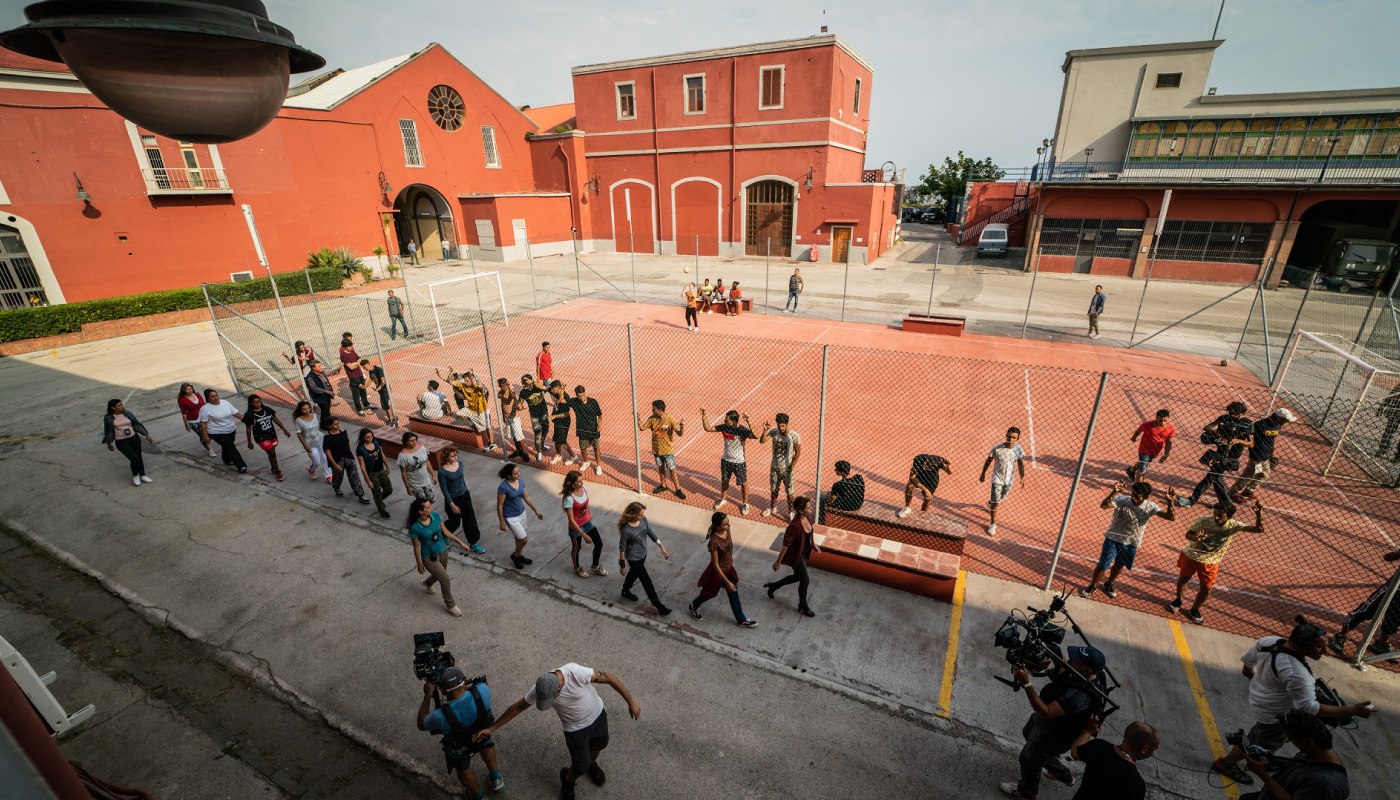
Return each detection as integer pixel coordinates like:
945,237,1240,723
920,207,945,224
902,206,924,222
977,223,1010,257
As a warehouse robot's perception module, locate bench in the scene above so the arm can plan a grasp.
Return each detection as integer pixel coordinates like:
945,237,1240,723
805,507,966,602
901,312,966,337
372,424,454,470
407,414,489,451
702,297,752,315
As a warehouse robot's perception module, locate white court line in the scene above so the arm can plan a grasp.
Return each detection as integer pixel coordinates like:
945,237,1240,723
1024,370,1039,469
1205,365,1396,547
671,343,818,460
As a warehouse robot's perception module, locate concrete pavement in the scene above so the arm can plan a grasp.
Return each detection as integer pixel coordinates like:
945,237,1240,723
2,311,1399,798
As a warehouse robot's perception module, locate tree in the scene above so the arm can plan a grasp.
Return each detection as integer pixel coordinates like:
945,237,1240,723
918,151,1005,206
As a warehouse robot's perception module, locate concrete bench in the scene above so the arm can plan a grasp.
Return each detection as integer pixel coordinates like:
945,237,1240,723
372,424,454,470
808,524,961,602
701,297,752,314
901,312,966,337
407,414,488,451
821,507,966,557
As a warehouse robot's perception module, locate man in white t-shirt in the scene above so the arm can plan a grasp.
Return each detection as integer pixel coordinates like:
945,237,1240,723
1079,480,1176,600
979,426,1026,536
476,663,640,800
420,380,449,421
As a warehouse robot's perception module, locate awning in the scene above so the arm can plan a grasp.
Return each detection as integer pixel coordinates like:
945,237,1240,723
824,219,860,224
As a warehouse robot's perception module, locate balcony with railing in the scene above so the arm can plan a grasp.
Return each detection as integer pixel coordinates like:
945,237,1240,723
994,157,1400,186
141,167,233,195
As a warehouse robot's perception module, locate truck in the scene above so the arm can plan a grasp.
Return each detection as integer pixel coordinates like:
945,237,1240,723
1282,220,1397,293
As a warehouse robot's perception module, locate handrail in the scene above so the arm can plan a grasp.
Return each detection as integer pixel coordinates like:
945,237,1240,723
958,192,1035,245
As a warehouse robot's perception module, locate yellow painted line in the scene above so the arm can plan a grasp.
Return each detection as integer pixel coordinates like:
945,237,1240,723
1170,620,1239,800
936,569,967,718
197,323,208,330
51,349,57,358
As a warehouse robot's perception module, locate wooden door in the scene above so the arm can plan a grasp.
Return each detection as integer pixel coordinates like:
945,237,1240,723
832,227,852,263
745,180,793,257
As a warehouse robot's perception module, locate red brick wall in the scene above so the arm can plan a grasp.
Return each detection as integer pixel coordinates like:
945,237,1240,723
1150,260,1259,284
1091,257,1133,277
1039,255,1075,273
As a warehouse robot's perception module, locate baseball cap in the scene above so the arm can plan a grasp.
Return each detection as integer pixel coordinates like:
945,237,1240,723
1067,646,1107,672
534,671,561,710
438,667,466,691
1273,408,1297,422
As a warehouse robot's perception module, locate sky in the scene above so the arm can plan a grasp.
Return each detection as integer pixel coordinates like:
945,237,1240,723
7,0,1398,182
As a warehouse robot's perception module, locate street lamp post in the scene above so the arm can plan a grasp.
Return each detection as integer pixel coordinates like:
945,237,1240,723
1317,135,1343,184
1083,147,1094,178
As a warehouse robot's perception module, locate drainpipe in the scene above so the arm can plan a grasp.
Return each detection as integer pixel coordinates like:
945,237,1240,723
652,68,661,252
730,56,737,251
558,142,579,235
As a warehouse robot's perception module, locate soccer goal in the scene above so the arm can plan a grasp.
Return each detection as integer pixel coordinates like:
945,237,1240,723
1272,330,1400,482
410,271,509,346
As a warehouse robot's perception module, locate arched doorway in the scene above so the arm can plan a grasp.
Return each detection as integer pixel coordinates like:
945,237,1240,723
393,185,456,260
745,179,794,257
0,224,52,308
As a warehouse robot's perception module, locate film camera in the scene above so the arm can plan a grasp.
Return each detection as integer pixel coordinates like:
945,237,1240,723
1225,729,1272,763
413,631,455,683
1199,416,1253,472
992,587,1121,718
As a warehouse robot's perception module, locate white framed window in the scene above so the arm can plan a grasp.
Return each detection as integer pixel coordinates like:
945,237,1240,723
684,73,705,115
481,125,500,168
140,134,170,189
399,118,423,166
853,78,863,116
759,65,784,110
178,141,204,188
615,81,636,120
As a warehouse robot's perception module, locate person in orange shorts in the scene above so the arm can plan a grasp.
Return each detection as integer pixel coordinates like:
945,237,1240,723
1166,498,1265,625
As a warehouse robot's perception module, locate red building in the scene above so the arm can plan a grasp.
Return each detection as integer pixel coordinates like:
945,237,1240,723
570,34,899,263
0,33,898,308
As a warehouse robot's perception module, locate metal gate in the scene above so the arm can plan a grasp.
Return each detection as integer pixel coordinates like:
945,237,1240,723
0,226,47,309
746,180,793,257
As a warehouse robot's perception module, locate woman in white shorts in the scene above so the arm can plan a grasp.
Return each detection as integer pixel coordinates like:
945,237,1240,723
496,463,543,569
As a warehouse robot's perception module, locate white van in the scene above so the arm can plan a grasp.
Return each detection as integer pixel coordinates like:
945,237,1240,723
977,223,1010,257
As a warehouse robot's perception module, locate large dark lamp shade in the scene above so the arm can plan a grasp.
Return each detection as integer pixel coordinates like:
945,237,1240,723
0,0,324,144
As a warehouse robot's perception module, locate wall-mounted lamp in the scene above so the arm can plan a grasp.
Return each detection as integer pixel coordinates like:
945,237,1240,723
74,171,91,202
586,171,600,193
378,171,393,196
802,166,814,193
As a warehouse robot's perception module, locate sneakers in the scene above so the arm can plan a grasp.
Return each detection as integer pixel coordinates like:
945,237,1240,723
1166,598,1182,613
688,603,702,620
422,579,437,594
621,589,639,601
896,506,913,519
738,618,758,628
761,508,773,517
560,768,576,800
1078,586,1096,598
207,448,218,458
484,444,498,453
652,484,668,495
238,466,249,474
326,475,334,484
1103,582,1118,599
998,783,1035,799
1176,496,1194,507
275,471,285,481
133,476,142,486
564,457,577,466
1043,768,1075,787
591,564,608,576
712,499,725,510
740,504,750,515
140,475,153,483
987,524,998,536
358,496,371,505
379,511,392,519
1327,633,1347,654
489,772,505,792
1212,758,1254,785
657,605,672,616
446,604,463,617
586,763,606,787
1186,608,1205,625
675,488,687,500
511,554,525,569
471,544,486,554
594,465,603,476
575,567,590,578
550,455,562,465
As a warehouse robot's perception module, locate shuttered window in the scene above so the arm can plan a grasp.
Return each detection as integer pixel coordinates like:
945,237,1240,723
481,126,500,168
759,66,783,109
399,119,423,166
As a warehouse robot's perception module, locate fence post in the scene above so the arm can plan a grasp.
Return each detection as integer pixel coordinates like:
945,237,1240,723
263,266,307,399
629,230,636,303
366,298,397,426
1274,269,1317,381
304,268,332,361
628,324,642,493
813,345,829,522
695,235,699,290
202,284,243,396
1234,272,1265,360
926,243,941,316
1354,289,1382,345
1021,250,1042,338
764,240,771,314
573,235,582,298
478,310,507,462
1323,370,1377,475
840,259,850,322
1352,564,1400,670
1043,371,1109,590
526,237,538,308
398,259,422,339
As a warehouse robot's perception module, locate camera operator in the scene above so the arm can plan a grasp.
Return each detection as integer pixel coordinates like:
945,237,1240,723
1179,401,1253,508
1070,720,1160,800
416,667,504,799
1212,620,1377,786
999,645,1108,800
1239,710,1350,800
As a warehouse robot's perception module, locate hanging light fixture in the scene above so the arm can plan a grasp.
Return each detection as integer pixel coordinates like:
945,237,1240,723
378,172,393,196
74,172,91,202
1,1,325,144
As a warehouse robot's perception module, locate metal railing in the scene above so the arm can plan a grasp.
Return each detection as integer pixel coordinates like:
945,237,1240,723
957,192,1035,245
142,167,231,193
998,157,1400,186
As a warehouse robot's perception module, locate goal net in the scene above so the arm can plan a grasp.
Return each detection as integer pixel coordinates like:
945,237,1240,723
410,271,510,346
1272,330,1400,483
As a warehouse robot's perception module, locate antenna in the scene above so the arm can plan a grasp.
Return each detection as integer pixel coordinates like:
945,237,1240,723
1212,0,1226,39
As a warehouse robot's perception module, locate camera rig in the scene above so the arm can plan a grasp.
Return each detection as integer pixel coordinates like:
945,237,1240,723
992,587,1122,719
413,631,457,706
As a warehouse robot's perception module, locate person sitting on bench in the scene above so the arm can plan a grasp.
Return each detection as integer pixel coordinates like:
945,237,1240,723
818,460,865,524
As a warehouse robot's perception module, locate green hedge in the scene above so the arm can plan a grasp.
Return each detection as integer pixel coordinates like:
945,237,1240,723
0,267,343,343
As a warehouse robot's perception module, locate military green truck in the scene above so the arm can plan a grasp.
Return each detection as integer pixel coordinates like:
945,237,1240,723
1282,220,1397,293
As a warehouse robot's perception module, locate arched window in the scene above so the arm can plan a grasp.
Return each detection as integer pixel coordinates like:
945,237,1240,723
1212,119,1246,157
1369,115,1400,156
1272,118,1308,157
1241,119,1273,157
1342,116,1372,156
1130,122,1161,158
1157,121,1188,157
1184,120,1217,157
1301,117,1340,157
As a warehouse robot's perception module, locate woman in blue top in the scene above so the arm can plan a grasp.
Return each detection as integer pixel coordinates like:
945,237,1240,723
408,497,468,617
437,446,484,553
496,463,543,570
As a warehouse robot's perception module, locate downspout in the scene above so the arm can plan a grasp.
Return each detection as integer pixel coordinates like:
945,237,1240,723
557,141,579,236
652,68,661,252
730,56,737,250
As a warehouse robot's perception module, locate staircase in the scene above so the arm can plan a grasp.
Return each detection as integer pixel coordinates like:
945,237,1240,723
957,185,1035,246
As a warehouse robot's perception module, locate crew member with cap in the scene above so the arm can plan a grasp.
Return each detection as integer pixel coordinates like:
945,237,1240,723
475,663,640,800
1231,408,1296,502
1211,618,1377,786
417,667,504,798
1001,645,1109,799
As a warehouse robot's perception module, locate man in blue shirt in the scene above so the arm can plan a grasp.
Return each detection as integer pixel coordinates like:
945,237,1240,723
1088,285,1105,339
1230,408,1295,502
417,667,504,798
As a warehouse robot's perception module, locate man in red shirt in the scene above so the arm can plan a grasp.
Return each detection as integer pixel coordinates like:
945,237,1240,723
1127,409,1174,481
726,281,743,316
536,342,554,385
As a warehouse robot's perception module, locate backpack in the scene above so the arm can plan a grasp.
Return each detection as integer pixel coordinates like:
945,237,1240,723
439,683,495,760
